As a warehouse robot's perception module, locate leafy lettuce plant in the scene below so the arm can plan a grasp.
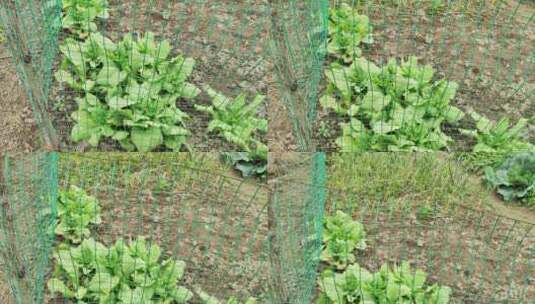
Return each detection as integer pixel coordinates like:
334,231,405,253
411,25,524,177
318,262,451,304
195,86,267,151
484,151,535,204
459,111,534,170
461,110,533,152
62,0,109,38
321,211,366,270
328,3,373,63
55,186,102,244
322,56,464,151
56,32,200,151
48,237,193,303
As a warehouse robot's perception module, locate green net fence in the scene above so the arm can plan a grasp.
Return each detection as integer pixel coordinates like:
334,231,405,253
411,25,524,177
268,152,327,303
315,153,534,303
0,1,268,152
269,1,329,151
0,153,59,304
272,0,535,152
0,152,327,304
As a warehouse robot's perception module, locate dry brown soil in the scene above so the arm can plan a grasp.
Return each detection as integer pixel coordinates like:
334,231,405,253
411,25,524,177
0,42,38,152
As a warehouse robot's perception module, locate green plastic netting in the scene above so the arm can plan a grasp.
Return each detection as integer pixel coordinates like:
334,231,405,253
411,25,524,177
0,1,268,152
0,152,327,303
272,0,535,152
268,152,327,303
0,153,59,304
315,153,534,303
270,0,329,151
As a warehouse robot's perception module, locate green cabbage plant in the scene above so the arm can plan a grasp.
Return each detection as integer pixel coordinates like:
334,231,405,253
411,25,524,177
485,151,535,205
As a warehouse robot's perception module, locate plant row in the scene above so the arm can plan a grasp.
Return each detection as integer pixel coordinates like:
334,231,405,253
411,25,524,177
317,211,451,304
57,0,267,159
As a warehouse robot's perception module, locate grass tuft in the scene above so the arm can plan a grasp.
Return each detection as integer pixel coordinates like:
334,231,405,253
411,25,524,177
327,152,489,211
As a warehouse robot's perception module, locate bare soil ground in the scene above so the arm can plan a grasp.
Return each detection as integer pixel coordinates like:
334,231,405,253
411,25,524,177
0,274,12,304
0,42,38,152
48,0,269,152
267,71,298,152
313,0,535,151
350,203,534,303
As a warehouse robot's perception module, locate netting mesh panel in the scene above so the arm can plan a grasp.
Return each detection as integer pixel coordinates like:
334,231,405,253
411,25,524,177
52,153,270,302
1,153,59,303
0,1,62,148
269,0,329,151
322,175,534,303
268,152,327,303
0,1,268,151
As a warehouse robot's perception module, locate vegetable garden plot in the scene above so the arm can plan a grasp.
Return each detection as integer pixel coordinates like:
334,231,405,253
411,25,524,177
0,153,327,303
0,1,268,152
315,187,535,303
272,0,535,152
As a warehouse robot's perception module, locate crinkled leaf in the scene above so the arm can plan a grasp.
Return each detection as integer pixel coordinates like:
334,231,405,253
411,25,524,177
131,127,163,152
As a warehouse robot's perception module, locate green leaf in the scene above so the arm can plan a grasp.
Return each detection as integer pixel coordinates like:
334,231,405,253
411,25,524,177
361,90,391,112
507,118,528,138
470,110,493,133
371,120,400,135
321,210,366,269
88,271,120,294
164,135,187,151
146,243,161,265
156,39,172,59
108,96,134,109
319,275,342,303
118,286,145,304
320,94,344,114
180,83,201,99
325,65,352,98
112,131,129,141
162,125,188,136
443,106,464,123
131,127,163,152
172,286,193,303
96,65,127,86
127,81,156,101
55,69,77,87
79,93,99,106
71,111,98,142
427,285,452,304
60,41,84,67
48,278,75,298
201,87,265,151
386,282,411,301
